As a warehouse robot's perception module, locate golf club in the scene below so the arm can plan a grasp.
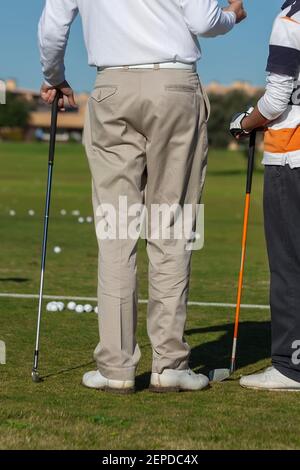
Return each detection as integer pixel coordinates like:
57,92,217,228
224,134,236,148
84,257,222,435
0,340,6,365
209,130,257,382
32,92,61,383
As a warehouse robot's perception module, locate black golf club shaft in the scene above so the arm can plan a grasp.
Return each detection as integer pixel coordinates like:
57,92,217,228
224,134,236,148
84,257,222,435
246,131,257,194
32,93,60,379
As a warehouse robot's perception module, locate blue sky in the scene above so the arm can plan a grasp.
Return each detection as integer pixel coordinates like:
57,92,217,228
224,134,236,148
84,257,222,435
0,0,283,92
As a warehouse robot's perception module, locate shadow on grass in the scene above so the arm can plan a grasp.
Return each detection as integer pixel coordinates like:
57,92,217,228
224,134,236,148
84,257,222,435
40,361,95,380
209,168,264,177
135,321,271,391
186,321,271,375
37,322,270,390
0,277,30,283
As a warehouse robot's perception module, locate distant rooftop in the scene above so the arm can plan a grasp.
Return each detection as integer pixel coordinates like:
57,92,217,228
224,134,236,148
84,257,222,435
1,79,264,133
4,78,264,99
205,80,263,96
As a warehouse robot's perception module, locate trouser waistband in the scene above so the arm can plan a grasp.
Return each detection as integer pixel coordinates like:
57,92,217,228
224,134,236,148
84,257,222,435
97,62,196,72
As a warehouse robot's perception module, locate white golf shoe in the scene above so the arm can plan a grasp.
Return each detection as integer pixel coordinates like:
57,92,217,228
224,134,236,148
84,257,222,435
82,370,135,394
150,369,209,392
240,366,300,391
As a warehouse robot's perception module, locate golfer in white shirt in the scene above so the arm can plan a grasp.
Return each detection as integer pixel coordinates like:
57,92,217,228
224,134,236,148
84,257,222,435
39,0,246,394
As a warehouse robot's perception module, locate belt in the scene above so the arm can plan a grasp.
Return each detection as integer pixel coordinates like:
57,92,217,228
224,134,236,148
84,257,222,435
98,62,196,72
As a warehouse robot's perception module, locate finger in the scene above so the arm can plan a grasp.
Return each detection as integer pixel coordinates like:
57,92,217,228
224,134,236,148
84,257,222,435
41,88,52,99
48,89,57,104
41,92,50,103
47,89,56,104
45,92,54,104
47,90,55,102
58,97,65,111
68,93,77,108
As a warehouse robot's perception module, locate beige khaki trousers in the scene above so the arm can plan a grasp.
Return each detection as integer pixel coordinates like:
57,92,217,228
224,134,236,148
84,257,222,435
84,68,209,380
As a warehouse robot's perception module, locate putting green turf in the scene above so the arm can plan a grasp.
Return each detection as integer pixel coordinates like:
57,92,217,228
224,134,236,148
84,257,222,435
0,142,299,450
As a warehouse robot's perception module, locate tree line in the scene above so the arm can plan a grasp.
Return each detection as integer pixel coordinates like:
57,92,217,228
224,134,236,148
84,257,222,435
207,89,263,148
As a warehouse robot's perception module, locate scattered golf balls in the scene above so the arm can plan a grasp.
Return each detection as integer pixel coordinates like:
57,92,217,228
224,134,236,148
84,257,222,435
67,301,76,311
28,210,35,216
56,302,65,312
75,304,84,313
9,210,16,216
46,300,98,315
60,209,67,216
84,304,93,313
86,216,93,223
46,302,58,312
53,246,62,254
78,217,85,224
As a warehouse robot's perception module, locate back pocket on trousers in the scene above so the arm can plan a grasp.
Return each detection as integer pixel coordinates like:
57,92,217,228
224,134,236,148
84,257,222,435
91,86,118,103
165,85,197,93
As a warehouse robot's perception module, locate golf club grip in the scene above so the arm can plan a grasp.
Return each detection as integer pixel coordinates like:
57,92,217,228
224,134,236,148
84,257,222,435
246,131,257,194
48,92,60,165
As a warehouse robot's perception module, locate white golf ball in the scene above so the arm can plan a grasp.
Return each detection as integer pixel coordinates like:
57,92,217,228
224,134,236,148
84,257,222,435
47,302,58,312
28,210,35,216
94,306,99,314
72,210,80,216
57,302,65,312
78,217,85,224
9,210,16,216
54,246,62,254
84,304,93,313
86,216,93,224
67,301,76,311
60,209,67,216
75,304,84,313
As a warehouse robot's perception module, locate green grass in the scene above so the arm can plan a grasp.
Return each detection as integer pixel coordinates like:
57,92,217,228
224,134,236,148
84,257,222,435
0,142,299,450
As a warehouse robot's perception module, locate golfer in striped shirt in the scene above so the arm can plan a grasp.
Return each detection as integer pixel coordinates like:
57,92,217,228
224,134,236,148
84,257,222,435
231,0,300,391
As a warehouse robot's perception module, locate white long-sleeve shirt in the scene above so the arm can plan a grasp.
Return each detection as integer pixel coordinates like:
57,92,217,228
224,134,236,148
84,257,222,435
38,0,236,86
259,3,300,168
258,73,295,122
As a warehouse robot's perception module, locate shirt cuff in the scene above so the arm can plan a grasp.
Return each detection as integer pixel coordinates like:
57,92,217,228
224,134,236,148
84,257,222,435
43,75,65,87
43,79,56,88
226,11,236,25
42,65,66,87
257,95,287,121
221,11,236,33
257,98,275,121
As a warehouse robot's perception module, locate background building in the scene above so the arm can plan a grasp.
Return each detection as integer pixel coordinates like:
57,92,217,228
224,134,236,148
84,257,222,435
4,79,89,142
1,79,264,148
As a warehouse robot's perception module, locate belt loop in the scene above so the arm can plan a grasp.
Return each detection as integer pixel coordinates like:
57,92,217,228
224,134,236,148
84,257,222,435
154,64,160,71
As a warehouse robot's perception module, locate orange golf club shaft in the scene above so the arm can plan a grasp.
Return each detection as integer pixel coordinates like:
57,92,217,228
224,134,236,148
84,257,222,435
230,131,256,374
230,193,251,373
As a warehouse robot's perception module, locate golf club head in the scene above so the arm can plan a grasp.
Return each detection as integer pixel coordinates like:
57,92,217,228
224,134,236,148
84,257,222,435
0,340,6,364
209,368,231,383
31,370,43,383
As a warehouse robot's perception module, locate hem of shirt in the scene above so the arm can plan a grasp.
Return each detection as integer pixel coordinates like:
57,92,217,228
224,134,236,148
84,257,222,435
262,152,300,168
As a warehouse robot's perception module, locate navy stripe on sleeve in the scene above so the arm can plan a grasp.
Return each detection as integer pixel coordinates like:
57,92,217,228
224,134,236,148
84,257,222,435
282,0,295,10
287,0,300,17
266,45,300,76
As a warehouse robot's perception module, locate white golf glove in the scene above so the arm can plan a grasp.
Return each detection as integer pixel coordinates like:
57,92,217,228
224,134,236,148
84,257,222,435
230,107,254,139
